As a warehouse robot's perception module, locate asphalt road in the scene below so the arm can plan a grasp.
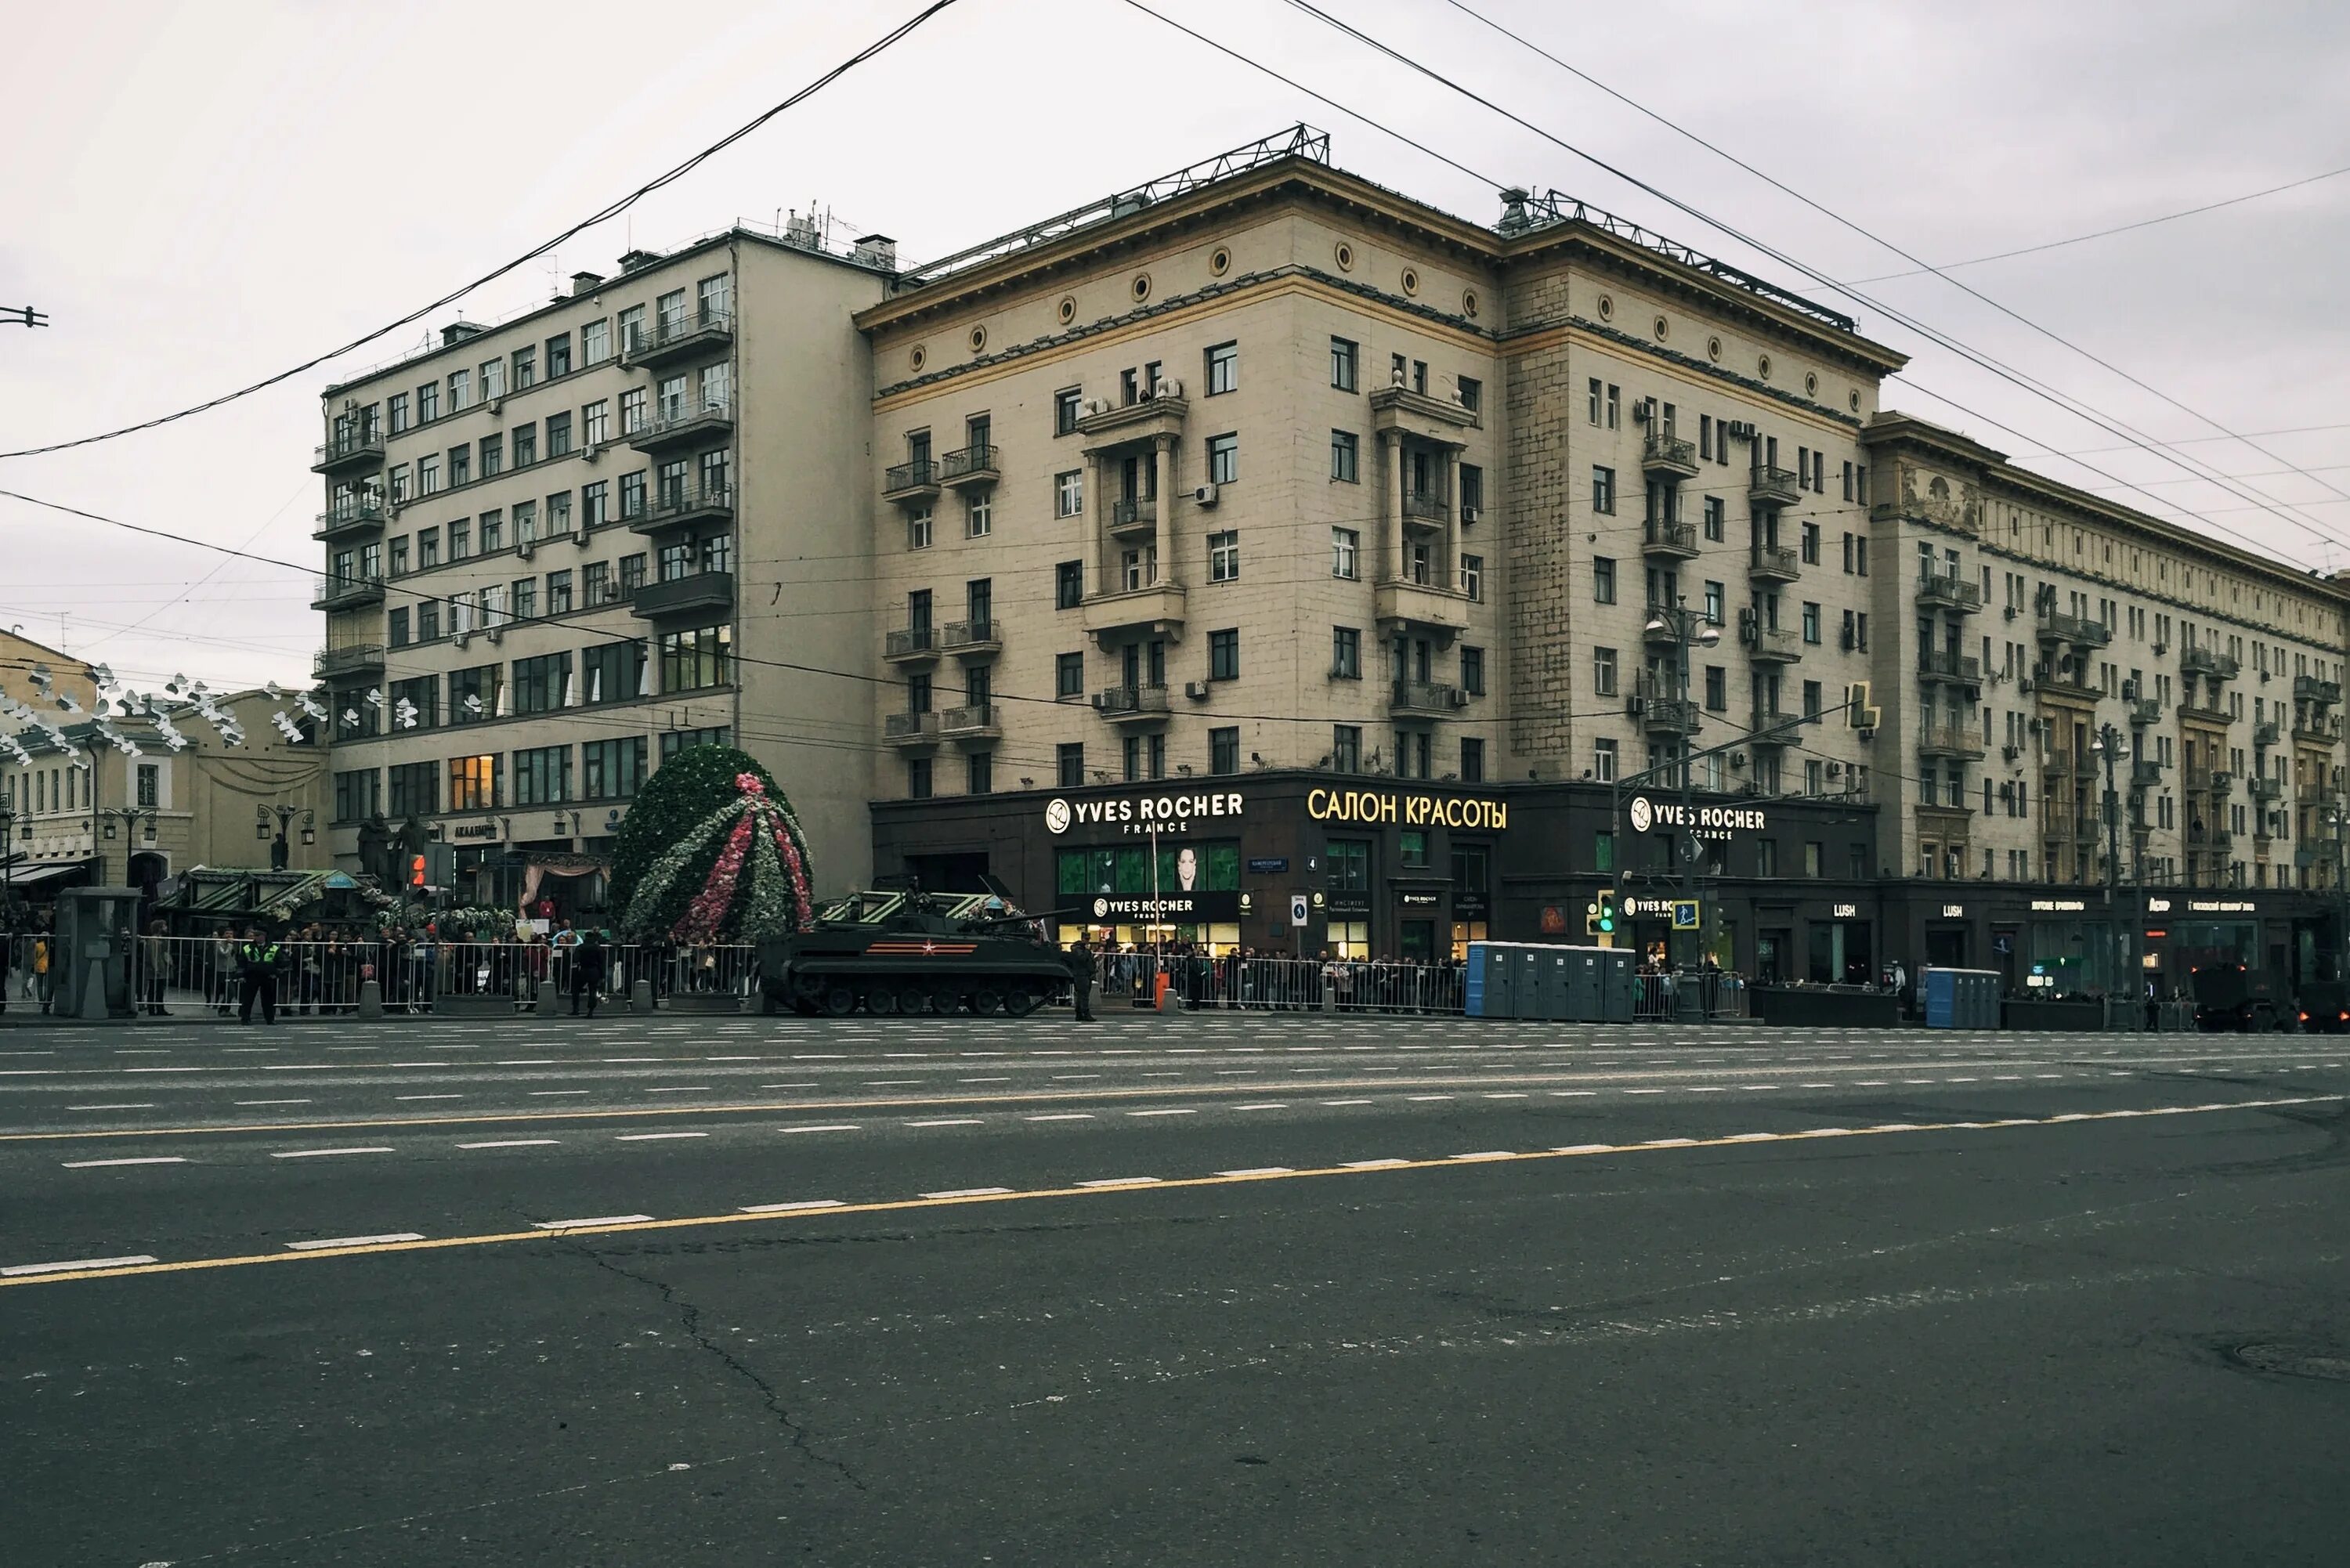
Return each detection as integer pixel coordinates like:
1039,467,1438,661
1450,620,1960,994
5,1010,2348,1565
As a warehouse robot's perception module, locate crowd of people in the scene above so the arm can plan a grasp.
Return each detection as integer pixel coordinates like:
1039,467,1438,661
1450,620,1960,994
1076,940,1469,1013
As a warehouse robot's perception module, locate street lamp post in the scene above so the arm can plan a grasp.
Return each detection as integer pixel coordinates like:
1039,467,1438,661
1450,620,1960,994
1642,602,1723,996
256,804,316,874
0,791,16,915
99,805,159,887
2088,722,2136,1028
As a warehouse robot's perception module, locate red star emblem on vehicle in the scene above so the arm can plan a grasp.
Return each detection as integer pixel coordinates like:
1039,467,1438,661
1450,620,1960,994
920,940,939,954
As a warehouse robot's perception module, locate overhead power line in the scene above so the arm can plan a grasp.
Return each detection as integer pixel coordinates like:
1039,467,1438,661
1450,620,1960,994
0,0,965,463
1425,0,2350,533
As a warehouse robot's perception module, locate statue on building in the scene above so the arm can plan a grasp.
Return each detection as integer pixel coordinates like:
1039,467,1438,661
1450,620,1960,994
356,814,392,890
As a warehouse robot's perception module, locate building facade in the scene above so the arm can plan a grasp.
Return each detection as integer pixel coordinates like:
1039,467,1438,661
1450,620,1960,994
309,229,891,905
306,128,2350,988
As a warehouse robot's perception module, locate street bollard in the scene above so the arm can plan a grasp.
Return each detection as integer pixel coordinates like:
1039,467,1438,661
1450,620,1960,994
80,957,110,1021
534,981,562,1017
1321,981,1336,1014
631,978,654,1013
357,979,383,1019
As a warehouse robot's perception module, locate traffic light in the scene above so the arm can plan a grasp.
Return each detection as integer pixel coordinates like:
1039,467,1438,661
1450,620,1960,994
408,854,428,889
1595,891,1617,936
1585,901,1600,936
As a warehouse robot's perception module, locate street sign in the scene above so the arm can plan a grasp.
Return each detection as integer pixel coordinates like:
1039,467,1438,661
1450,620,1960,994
1671,900,1700,930
1289,894,1310,927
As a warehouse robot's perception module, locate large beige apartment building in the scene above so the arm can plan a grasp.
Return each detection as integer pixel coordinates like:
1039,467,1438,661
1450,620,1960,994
309,129,2349,991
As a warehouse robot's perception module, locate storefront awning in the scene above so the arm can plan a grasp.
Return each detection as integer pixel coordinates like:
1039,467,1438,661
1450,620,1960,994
2,861,91,889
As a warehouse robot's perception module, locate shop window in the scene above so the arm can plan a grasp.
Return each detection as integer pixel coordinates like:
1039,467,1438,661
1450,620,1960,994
1400,829,1428,869
1327,838,1371,892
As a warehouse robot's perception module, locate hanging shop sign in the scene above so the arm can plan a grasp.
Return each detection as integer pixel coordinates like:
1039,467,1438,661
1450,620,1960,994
2030,898,2088,912
1086,891,1242,922
1045,791,1245,837
1625,796,1766,842
2186,899,2256,914
1306,786,1506,829
449,820,501,844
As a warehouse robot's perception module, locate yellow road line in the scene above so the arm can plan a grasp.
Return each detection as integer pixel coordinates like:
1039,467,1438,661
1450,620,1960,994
0,1096,2329,1292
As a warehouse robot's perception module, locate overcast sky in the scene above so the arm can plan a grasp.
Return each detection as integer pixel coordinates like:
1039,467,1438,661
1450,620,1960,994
3,0,2345,692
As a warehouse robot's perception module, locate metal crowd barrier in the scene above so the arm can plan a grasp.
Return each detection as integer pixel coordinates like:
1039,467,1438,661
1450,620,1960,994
99,935,759,1017
1093,952,1468,1014
1631,970,1750,1022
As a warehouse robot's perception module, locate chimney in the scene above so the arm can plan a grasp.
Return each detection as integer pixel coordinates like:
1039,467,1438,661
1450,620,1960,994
617,248,661,273
570,270,604,297
439,321,486,346
851,233,898,272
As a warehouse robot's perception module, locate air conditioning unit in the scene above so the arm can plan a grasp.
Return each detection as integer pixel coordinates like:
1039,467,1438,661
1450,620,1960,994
1627,695,1647,717
1826,762,1844,778
1158,378,1184,399
1191,482,1220,508
453,632,470,651
2002,743,2020,762
1728,750,1747,768
2019,677,2036,693
1183,680,1210,701
489,397,504,416
1461,504,1479,525
1083,397,1112,417
583,445,602,464
1727,421,1757,440
484,626,504,645
518,540,535,560
2153,642,2167,656
2002,604,2018,620
2121,678,2140,701
1090,692,1114,712
1630,401,1651,423
1446,688,1470,709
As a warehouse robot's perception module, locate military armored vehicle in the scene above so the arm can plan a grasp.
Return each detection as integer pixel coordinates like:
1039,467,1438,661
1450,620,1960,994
757,883,1077,1017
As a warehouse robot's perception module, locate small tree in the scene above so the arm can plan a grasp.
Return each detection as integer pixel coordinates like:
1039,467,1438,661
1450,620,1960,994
608,746,815,941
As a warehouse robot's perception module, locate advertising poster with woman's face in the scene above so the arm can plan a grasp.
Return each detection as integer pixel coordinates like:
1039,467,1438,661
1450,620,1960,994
1177,846,1199,891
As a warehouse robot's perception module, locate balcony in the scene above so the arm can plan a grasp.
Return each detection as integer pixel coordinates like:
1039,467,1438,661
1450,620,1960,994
2178,695,2230,726
1076,391,1189,448
2295,674,2342,706
2042,749,2097,779
2032,662,2103,702
2073,815,2106,846
313,644,386,681
627,396,733,453
1918,650,1982,687
1638,696,1700,737
1108,497,1159,539
2131,759,2163,791
1094,685,1173,725
1918,724,1985,760
1641,519,1699,559
937,703,1002,746
883,627,938,665
630,570,735,622
311,572,385,612
938,620,1002,659
632,482,733,536
2251,718,2282,748
2181,645,2240,681
1643,609,1693,649
2251,775,2283,803
939,443,1000,491
1748,544,1801,584
2294,712,2342,745
313,499,386,541
884,711,941,750
1640,432,1700,480
1081,581,1187,643
2194,827,2234,855
1374,580,1473,638
1401,491,1451,526
1390,681,1466,715
1915,572,1982,615
2129,697,2164,728
312,432,385,476
2035,609,2110,648
1748,465,1801,506
882,458,942,507
1747,624,1802,663
1748,708,1804,748
620,307,734,370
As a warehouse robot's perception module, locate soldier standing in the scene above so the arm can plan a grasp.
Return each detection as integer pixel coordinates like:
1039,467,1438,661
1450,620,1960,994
1068,936,1097,1023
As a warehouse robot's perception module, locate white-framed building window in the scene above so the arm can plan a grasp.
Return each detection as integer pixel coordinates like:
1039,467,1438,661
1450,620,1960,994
1594,737,1618,783
1206,432,1238,485
966,492,992,538
1332,527,1360,580
1208,530,1240,583
909,507,934,551
1459,552,1483,602
1054,470,1083,518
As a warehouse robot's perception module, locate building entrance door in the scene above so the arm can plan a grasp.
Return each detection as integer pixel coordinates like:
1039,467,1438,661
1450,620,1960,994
1399,919,1434,962
1925,927,1969,969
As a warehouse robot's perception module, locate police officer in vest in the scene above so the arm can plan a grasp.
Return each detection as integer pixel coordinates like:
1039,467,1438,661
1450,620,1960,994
1068,936,1097,1023
238,923,282,1026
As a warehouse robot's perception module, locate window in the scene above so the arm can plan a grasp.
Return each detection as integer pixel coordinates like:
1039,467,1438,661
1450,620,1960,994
1460,737,1484,782
966,750,993,797
387,761,436,817
387,392,409,434
616,471,645,524
417,381,438,423
546,569,574,615
1700,580,1724,625
615,389,646,443
1592,466,1616,515
1054,469,1083,518
1332,627,1361,679
965,491,992,538
332,768,378,823
545,332,572,378
1331,429,1359,482
510,577,537,620
582,737,647,800
659,624,732,692
1332,527,1360,580
1054,387,1082,435
1056,652,1085,699
512,423,537,467
1802,602,1821,645
1606,384,1620,428
1210,727,1240,776
1593,646,1618,697
507,345,534,391
1205,341,1237,395
1058,743,1086,788
1460,553,1483,602
388,606,411,648
908,506,933,551
1801,521,1820,564
1593,557,1618,604
658,726,732,761
418,454,440,495
1121,548,1153,591
512,745,572,806
1594,737,1618,783
1459,463,1483,520
415,598,440,641
446,446,471,488
1705,666,1726,710
1398,828,1430,871
1208,530,1240,582
1332,726,1362,774
545,411,573,457
511,652,569,714
1209,628,1240,681
1054,559,1084,610
906,757,933,800
544,491,572,539
1121,734,1142,782
583,399,609,448
1587,378,1603,425
1331,337,1358,392
1456,375,1481,414
580,318,609,365
1207,433,1238,485
447,754,501,811
389,536,413,577
577,639,642,703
